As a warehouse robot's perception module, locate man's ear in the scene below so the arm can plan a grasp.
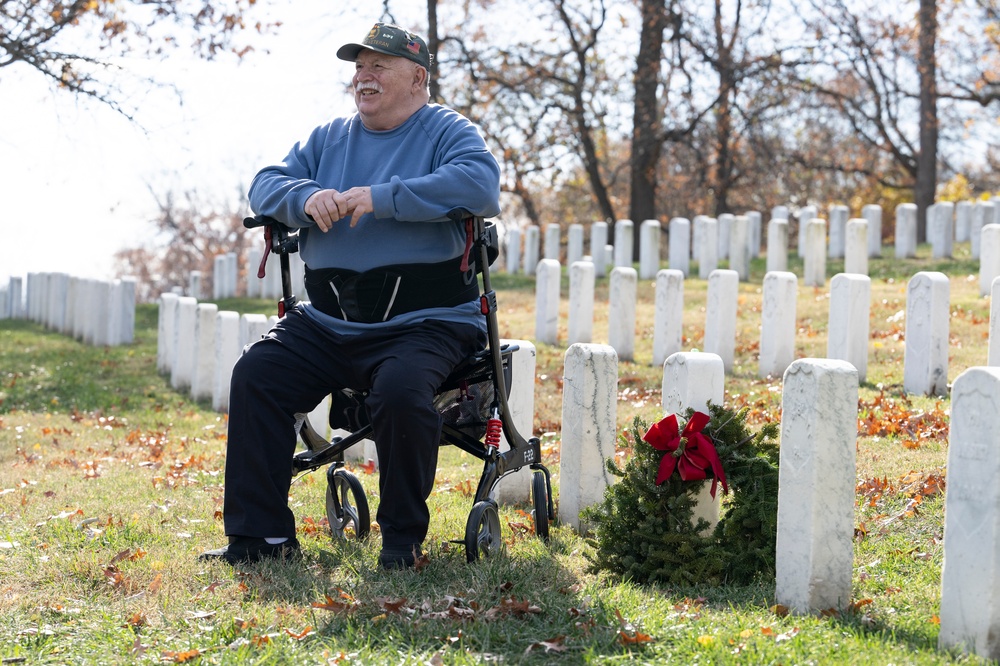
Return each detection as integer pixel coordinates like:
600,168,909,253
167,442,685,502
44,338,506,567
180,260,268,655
413,65,427,88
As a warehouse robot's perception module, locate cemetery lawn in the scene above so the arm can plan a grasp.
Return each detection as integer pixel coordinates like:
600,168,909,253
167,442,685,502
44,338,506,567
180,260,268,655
0,248,991,664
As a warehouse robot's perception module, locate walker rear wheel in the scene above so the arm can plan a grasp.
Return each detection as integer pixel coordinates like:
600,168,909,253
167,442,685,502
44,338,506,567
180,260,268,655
464,500,503,562
326,467,370,540
532,470,550,541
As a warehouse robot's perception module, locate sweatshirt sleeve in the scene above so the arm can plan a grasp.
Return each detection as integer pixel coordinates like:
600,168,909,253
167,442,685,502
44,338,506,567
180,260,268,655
370,110,501,222
247,124,332,228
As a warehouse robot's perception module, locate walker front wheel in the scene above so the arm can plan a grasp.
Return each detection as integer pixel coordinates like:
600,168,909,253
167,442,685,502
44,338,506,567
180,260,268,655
326,467,370,540
532,470,550,541
464,500,503,562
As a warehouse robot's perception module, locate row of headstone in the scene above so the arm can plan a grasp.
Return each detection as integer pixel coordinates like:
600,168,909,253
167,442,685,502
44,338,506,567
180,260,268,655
176,199,999,302
929,199,1000,260
559,343,1000,660
0,277,24,320
211,253,239,299
157,293,275,413
505,198,1000,285
179,249,305,303
535,255,961,396
547,202,1000,296
243,248,306,302
507,215,764,281
0,273,135,346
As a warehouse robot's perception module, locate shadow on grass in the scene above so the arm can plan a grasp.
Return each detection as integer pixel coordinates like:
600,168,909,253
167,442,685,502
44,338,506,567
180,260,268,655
225,526,656,663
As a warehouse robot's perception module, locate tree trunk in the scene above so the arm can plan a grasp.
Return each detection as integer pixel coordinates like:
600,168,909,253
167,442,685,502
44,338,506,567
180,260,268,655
577,109,617,224
712,0,735,217
915,0,938,243
427,0,441,102
630,0,667,258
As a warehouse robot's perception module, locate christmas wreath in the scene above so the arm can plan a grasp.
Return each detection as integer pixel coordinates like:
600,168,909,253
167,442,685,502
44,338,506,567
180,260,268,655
582,403,780,586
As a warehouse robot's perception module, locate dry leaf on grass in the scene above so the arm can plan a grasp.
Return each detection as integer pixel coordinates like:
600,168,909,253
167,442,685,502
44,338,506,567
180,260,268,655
312,589,359,614
524,635,567,655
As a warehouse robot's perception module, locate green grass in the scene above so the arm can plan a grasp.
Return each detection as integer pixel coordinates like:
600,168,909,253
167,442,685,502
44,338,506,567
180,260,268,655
0,244,993,664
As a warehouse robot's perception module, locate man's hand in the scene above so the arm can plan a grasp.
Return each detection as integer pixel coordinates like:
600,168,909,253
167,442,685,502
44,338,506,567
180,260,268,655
341,187,373,228
304,189,347,232
304,187,374,231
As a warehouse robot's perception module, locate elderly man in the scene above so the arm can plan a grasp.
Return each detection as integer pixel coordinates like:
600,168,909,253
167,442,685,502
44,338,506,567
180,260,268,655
201,22,501,569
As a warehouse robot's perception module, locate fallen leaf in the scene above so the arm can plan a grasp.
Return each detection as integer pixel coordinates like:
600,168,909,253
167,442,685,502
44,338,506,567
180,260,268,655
413,548,431,572
285,625,314,640
161,649,202,663
131,636,148,656
187,610,216,620
376,597,409,614
487,597,541,618
441,631,463,645
849,598,874,612
103,566,124,588
125,612,147,628
233,617,256,631
422,599,477,621
769,604,789,617
618,630,654,645
311,592,358,614
775,627,800,642
524,635,567,655
110,549,132,565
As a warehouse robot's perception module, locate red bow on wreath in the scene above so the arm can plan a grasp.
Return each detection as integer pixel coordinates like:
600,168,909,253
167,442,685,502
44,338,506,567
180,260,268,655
643,411,729,498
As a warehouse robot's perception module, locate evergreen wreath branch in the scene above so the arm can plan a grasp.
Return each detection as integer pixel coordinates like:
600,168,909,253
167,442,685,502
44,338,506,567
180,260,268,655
582,403,781,586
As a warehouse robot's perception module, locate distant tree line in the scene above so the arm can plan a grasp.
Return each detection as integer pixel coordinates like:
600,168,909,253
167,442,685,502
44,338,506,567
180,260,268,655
411,0,998,251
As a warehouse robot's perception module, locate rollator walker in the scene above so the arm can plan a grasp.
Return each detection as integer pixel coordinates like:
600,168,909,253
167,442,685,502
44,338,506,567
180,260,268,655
243,209,554,561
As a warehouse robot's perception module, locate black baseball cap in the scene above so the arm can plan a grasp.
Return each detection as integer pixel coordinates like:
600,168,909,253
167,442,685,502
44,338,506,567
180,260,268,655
337,22,431,69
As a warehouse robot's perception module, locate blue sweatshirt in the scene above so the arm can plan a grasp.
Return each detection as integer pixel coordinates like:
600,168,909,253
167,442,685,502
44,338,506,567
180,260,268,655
248,104,501,332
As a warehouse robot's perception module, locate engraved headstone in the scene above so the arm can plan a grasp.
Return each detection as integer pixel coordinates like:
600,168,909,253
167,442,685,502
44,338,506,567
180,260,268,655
776,359,858,614
559,343,618,531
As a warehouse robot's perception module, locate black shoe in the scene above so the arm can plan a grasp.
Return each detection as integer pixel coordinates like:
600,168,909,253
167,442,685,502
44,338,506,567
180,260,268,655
379,544,421,570
200,536,300,564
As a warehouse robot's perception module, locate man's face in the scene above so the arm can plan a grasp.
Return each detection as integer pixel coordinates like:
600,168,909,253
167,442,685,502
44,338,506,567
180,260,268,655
352,50,423,131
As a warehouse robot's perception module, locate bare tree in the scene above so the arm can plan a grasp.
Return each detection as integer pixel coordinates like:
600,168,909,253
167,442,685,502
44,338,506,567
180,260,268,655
669,0,803,216
114,189,250,301
389,0,997,243
791,0,998,239
1,0,272,118
436,0,623,228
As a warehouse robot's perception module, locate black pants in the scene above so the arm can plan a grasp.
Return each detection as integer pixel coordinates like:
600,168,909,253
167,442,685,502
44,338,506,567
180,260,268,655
222,306,484,548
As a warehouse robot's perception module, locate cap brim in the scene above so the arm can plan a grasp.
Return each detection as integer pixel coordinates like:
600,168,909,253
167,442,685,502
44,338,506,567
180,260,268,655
336,43,366,62
337,42,403,62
